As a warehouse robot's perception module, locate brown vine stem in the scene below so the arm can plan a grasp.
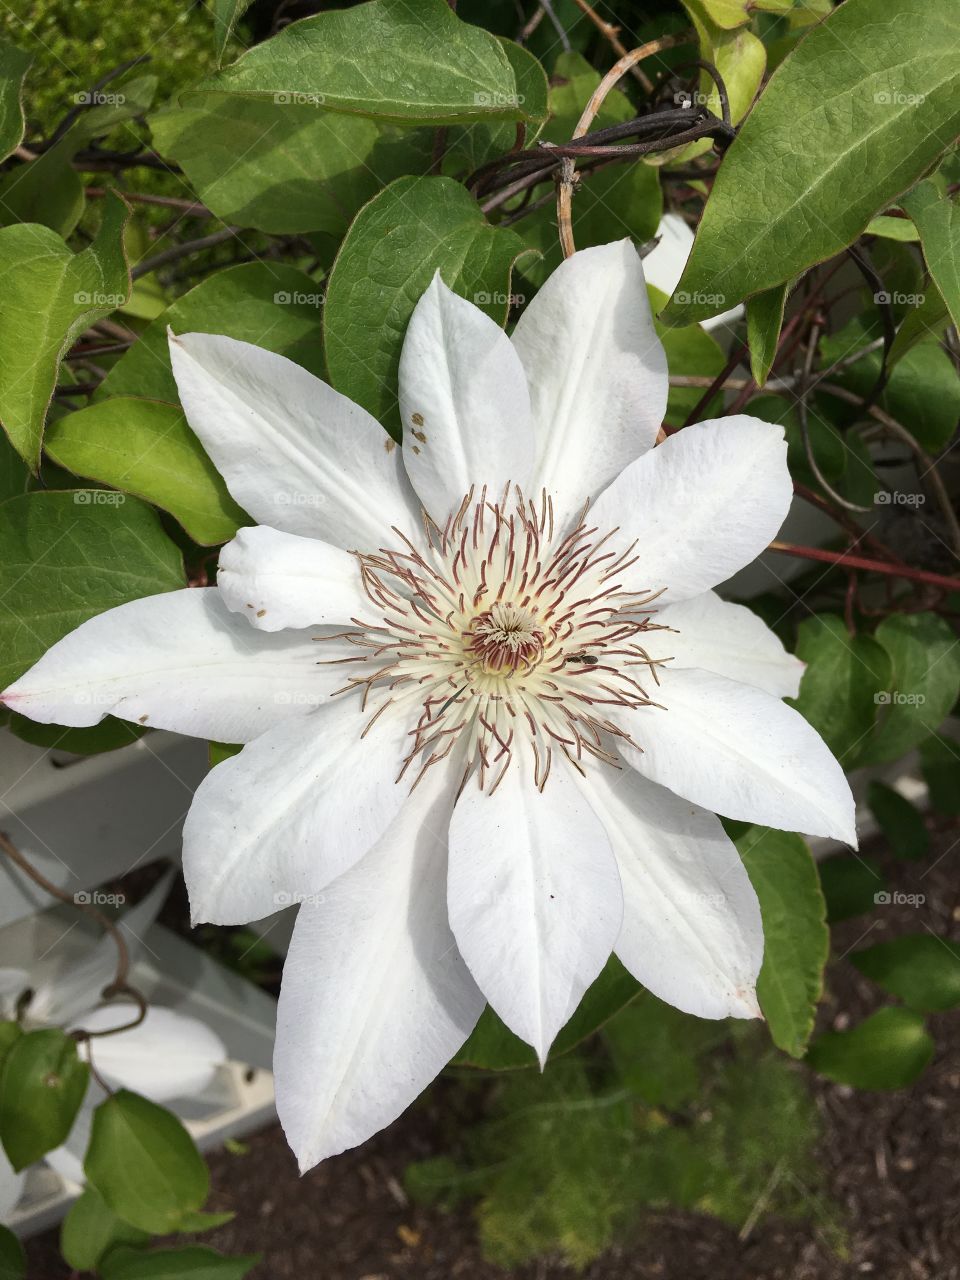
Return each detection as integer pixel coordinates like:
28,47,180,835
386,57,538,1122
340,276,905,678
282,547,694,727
569,0,655,93
556,33,690,258
0,831,148,1038
767,542,960,593
85,188,211,215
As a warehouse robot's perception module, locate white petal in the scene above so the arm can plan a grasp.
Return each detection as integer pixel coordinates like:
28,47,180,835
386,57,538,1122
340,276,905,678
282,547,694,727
585,767,762,1019
169,331,421,549
642,214,744,333
656,591,804,698
182,691,411,925
447,758,623,1065
399,274,534,524
1,589,346,743
614,666,856,844
217,525,368,633
589,416,792,603
275,764,483,1171
511,240,668,516
79,1005,226,1102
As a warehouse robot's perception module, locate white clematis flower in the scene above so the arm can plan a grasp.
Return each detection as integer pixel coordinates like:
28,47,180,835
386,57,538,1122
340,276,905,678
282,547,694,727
3,240,855,1172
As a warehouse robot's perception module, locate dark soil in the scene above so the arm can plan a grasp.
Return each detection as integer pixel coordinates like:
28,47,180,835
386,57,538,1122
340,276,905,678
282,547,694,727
26,821,960,1280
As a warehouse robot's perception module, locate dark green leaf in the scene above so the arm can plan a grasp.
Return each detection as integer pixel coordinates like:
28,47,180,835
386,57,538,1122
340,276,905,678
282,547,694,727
807,1007,934,1089
860,613,960,765
213,0,254,64
85,1091,209,1234
919,732,960,816
45,397,246,546
851,934,960,1012
101,1245,260,1279
324,175,528,436
0,192,129,469
818,855,885,923
7,713,146,756
60,1185,149,1272
193,0,541,126
737,827,828,1057
747,284,788,387
867,781,929,860
0,1029,89,1170
663,0,960,324
0,43,31,163
788,614,891,770
888,284,951,367
99,262,326,404
0,1225,24,1280
0,489,184,689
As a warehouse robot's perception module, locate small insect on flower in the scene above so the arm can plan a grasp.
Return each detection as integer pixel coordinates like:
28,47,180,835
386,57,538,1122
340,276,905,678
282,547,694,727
2,240,855,1173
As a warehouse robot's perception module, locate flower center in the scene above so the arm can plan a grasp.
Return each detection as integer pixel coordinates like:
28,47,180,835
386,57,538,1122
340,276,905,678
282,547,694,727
322,486,669,792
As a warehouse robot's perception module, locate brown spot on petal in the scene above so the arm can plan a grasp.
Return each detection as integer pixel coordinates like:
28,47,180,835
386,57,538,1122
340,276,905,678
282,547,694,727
257,609,267,617
413,429,427,443
411,412,424,427
384,439,396,454
138,714,149,724
411,445,421,455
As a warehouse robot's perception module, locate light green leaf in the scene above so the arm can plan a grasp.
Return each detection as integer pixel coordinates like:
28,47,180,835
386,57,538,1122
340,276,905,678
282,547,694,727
72,74,160,145
0,1029,89,1170
99,262,325,403
213,0,254,64
150,100,433,236
443,38,549,172
888,284,950,367
0,191,129,470
0,489,184,689
852,934,960,1012
0,1226,24,1280
173,1209,236,1231
683,0,750,29
192,0,540,126
747,283,789,387
736,827,828,1058
867,780,929,860
454,957,639,1070
61,1185,149,1273
860,612,960,765
85,1091,209,1234
0,43,31,163
663,0,960,324
324,175,528,436
902,179,960,329
101,1245,260,1280
865,214,919,242
807,1007,934,1089
45,397,246,545
788,614,891,770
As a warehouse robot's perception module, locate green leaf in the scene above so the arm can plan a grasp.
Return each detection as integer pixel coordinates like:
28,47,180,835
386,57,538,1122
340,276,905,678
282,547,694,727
806,1007,934,1089
0,1023,21,1067
0,1029,89,1170
0,192,129,470
324,175,527,436
662,0,960,324
0,43,31,163
919,731,960,816
604,993,721,1107
192,0,540,126
888,284,951,367
0,1226,24,1280
736,827,828,1057
208,741,242,767
852,935,960,1012
71,75,160,146
747,284,788,387
213,0,254,64
818,855,885,923
443,39,549,172
45,398,246,545
0,489,184,689
865,214,919,242
684,0,751,29
100,262,325,403
788,614,891,770
173,1209,236,1231
453,957,639,1070
101,1245,260,1279
7,713,146,756
860,613,960,765
85,1091,209,1234
651,289,726,425
150,100,433,237
902,180,960,329
0,139,85,236
61,1185,149,1272
867,781,929,860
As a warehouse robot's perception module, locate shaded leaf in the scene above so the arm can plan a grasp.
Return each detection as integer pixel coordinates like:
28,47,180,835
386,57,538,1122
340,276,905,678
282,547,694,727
0,1029,89,1170
851,934,960,1012
61,1185,149,1273
807,1007,934,1089
867,780,929,860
